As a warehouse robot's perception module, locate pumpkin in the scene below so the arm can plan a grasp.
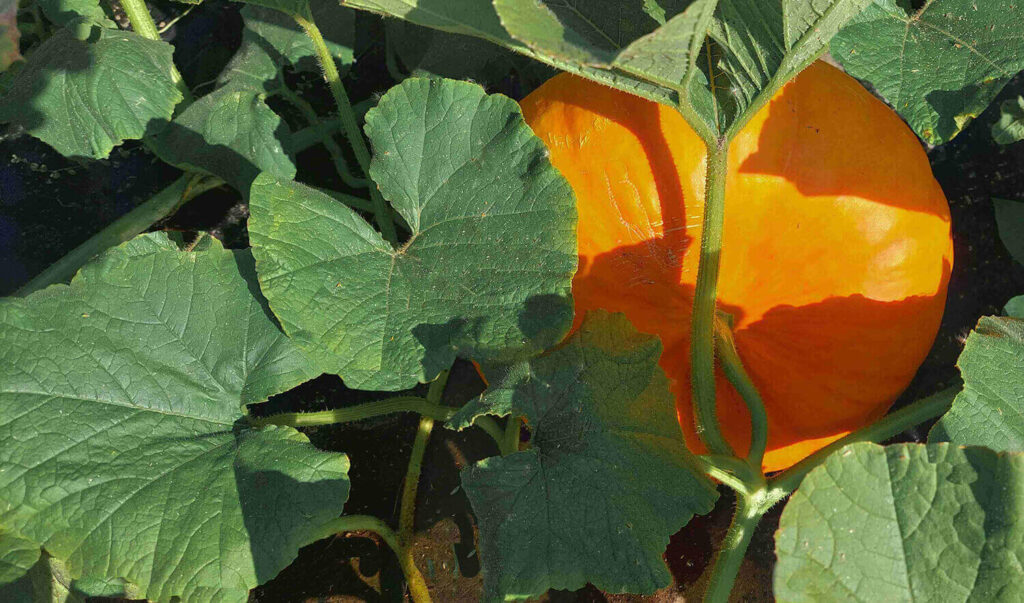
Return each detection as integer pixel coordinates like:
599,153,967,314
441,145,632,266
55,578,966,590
519,61,953,472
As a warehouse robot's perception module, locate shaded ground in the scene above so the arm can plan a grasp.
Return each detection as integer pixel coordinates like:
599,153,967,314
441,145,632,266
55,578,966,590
2,2,1024,601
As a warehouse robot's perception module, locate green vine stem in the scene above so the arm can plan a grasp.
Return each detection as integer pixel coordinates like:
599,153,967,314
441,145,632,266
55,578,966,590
293,9,399,245
15,174,222,296
399,370,449,540
713,313,768,468
704,494,761,603
250,395,453,428
271,76,370,189
768,385,960,497
689,141,735,458
314,514,431,603
115,0,192,105
472,416,511,454
502,416,521,454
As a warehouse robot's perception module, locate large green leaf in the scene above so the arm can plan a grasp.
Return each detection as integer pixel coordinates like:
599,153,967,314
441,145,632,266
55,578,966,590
249,78,577,390
0,233,349,603
458,311,718,600
992,96,1024,146
832,0,1024,145
993,197,1024,266
928,316,1024,452
151,82,296,196
35,0,112,28
706,0,871,132
775,442,1024,602
0,533,38,593
0,26,181,159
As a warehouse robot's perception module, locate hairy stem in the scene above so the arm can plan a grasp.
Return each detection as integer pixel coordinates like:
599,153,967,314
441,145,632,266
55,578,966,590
251,396,452,428
315,515,430,602
15,174,221,296
116,0,192,105
769,385,960,496
690,141,734,457
714,314,768,468
293,10,398,245
704,494,762,603
398,368,449,546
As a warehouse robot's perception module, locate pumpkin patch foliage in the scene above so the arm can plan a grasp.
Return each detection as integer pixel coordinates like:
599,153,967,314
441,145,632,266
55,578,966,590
1,0,1023,601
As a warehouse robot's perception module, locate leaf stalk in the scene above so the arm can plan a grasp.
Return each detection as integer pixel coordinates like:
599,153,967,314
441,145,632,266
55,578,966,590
250,395,452,428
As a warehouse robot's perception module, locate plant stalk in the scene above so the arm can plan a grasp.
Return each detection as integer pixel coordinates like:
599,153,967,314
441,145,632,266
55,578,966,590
315,514,431,603
398,369,449,544
293,10,398,245
768,385,960,496
14,174,220,296
471,416,509,454
714,314,768,469
704,494,762,603
251,396,452,428
690,141,735,458
503,416,521,454
115,0,192,105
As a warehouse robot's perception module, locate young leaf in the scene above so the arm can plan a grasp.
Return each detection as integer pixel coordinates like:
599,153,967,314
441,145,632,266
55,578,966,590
458,311,719,600
0,0,20,72
775,442,1024,602
993,197,1024,266
928,316,1024,452
707,0,872,134
1007,295,1024,319
992,96,1024,146
832,0,1024,145
0,233,349,603
0,26,181,159
249,78,577,391
150,82,296,196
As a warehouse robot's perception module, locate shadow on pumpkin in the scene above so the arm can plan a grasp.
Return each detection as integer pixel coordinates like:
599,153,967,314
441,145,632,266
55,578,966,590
575,234,951,467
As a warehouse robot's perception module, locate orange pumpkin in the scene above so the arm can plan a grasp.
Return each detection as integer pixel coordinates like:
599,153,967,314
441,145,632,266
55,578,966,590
519,61,953,472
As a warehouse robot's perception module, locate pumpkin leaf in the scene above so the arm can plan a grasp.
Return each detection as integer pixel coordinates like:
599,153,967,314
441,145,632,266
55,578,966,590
832,0,1024,145
707,0,873,133
0,0,20,72
993,197,1024,266
928,316,1024,452
150,82,296,196
993,96,1024,146
35,0,113,28
459,311,719,600
1007,295,1024,318
775,442,1024,601
249,77,577,391
0,533,38,592
0,26,181,159
0,233,349,603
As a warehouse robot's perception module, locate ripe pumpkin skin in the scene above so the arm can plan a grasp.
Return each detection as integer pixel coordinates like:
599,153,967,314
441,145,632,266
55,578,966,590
519,62,953,472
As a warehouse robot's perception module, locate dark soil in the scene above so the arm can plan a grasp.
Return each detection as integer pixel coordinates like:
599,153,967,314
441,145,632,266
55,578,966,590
2,2,1024,602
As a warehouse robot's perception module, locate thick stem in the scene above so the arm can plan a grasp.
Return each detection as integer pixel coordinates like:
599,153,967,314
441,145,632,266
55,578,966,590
769,385,959,496
471,416,509,454
503,416,521,454
714,314,768,469
704,495,762,603
116,0,192,105
690,141,734,457
293,11,398,245
251,396,452,428
398,369,449,543
315,515,431,603
15,174,220,296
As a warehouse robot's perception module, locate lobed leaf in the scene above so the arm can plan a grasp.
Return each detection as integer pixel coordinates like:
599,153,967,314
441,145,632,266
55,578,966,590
928,316,1024,452
832,0,1024,145
249,77,577,391
0,233,348,603
775,442,1024,602
0,26,181,159
992,96,1024,146
458,311,719,600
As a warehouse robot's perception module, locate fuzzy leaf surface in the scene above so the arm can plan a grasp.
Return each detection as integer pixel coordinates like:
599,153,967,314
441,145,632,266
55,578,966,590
460,311,719,600
0,234,347,603
832,0,1024,145
775,442,1024,602
928,316,1024,452
249,78,577,390
0,27,180,158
